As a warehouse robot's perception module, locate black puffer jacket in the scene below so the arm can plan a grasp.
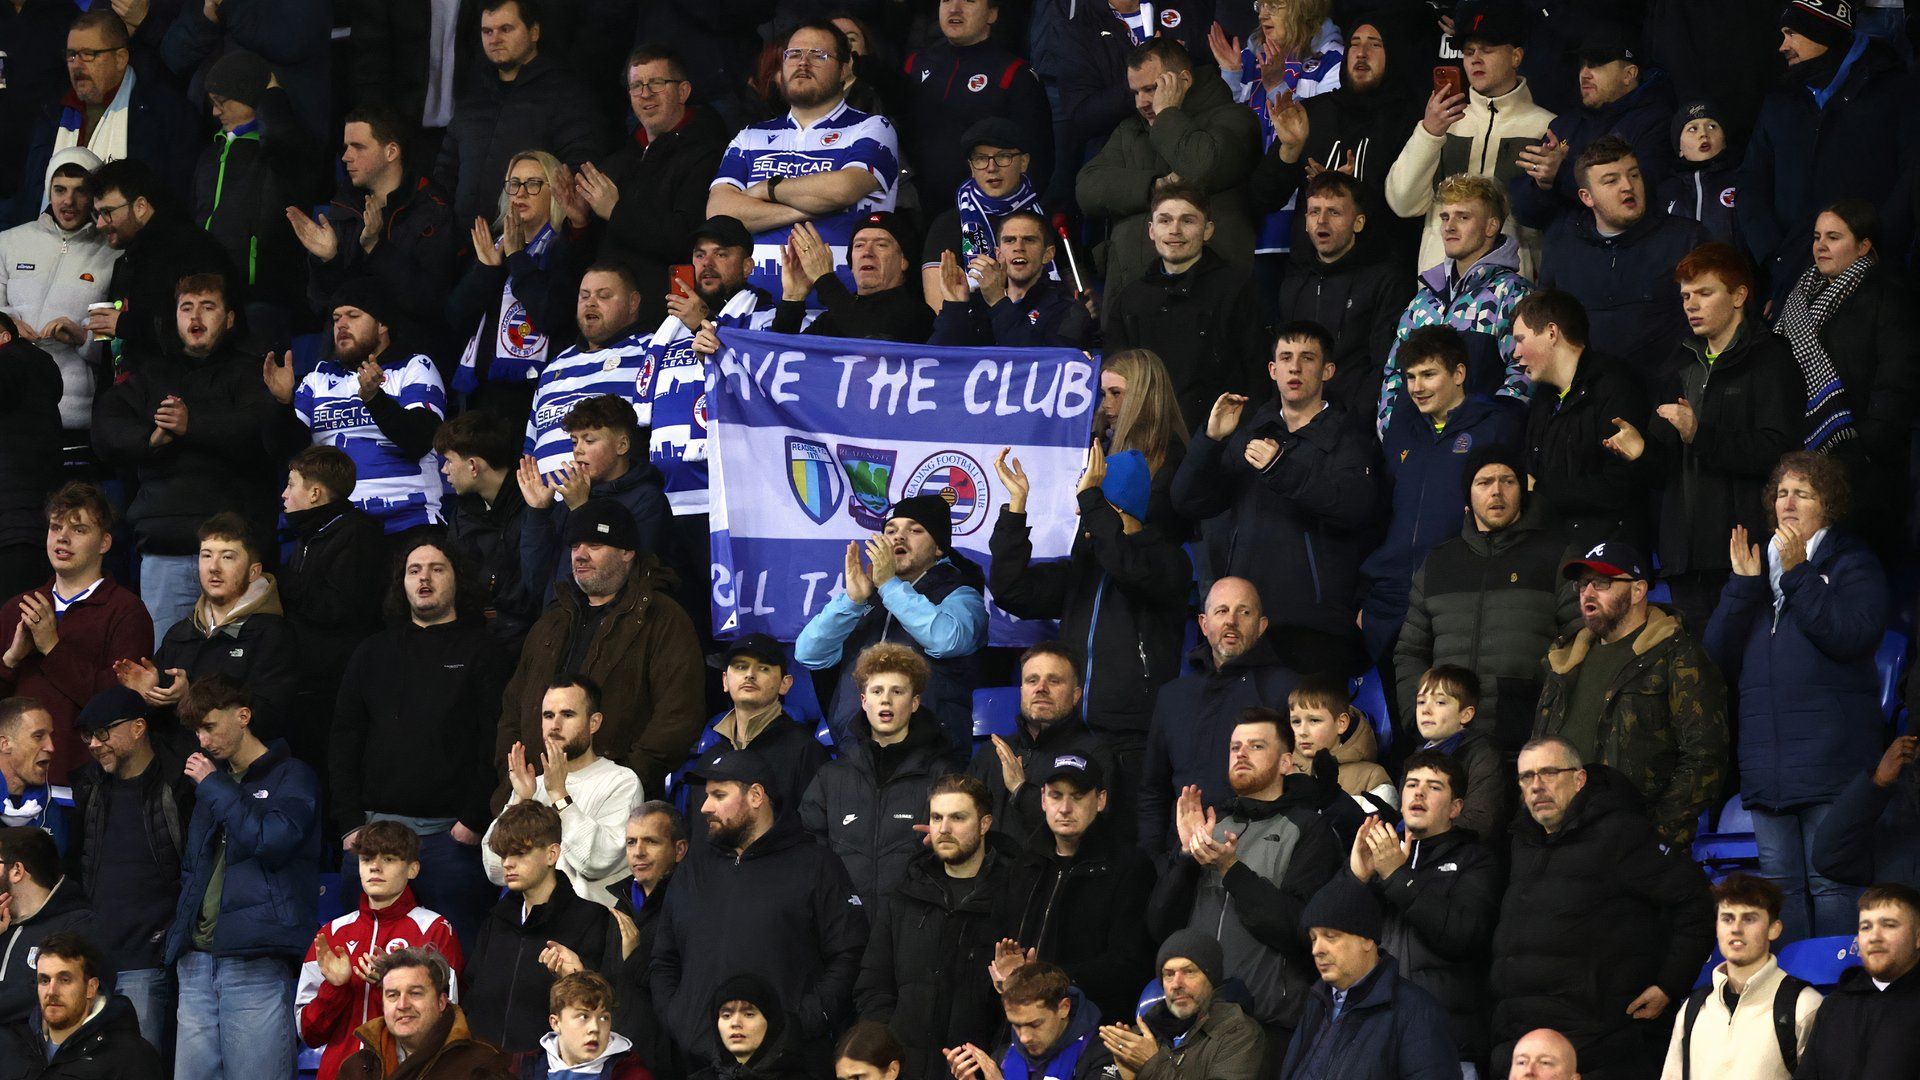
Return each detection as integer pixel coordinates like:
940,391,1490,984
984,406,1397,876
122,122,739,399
1369,826,1500,1059
987,491,1191,742
1522,350,1652,552
433,54,607,222
856,840,1023,1080
278,501,386,716
442,482,539,652
1104,250,1270,434
1273,241,1413,418
0,994,164,1079
1490,765,1715,1074
99,212,235,365
464,870,622,1055
1793,963,1920,1080
594,107,732,328
1007,815,1156,1026
1171,400,1377,649
1644,319,1802,576
0,339,63,550
964,714,1115,844
799,715,953,906
1393,509,1578,755
1535,209,1709,381
90,336,281,556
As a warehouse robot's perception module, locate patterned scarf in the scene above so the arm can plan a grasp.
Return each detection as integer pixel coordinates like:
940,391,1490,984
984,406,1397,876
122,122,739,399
1775,252,1874,453
955,175,1042,263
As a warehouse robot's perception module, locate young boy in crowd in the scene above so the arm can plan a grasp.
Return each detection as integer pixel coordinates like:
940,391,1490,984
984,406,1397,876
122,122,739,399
1411,665,1505,839
1289,674,1396,810
514,971,650,1078
517,394,670,597
1657,100,1740,248
1661,872,1821,1080
297,821,465,1080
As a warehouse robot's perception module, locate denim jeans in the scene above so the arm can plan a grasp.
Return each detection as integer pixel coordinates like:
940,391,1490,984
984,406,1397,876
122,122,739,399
116,967,175,1073
342,830,497,954
1752,801,1861,942
138,554,200,650
175,952,296,1080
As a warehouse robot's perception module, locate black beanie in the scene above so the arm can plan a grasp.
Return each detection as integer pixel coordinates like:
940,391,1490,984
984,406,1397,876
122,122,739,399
1155,929,1226,989
885,494,954,555
711,972,789,1058
1299,873,1384,943
1781,0,1855,53
328,278,399,332
1460,443,1529,508
1670,99,1728,153
205,50,272,108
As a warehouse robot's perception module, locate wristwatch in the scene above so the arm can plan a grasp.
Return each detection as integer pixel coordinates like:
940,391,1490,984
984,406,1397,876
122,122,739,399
552,795,574,812
766,175,785,203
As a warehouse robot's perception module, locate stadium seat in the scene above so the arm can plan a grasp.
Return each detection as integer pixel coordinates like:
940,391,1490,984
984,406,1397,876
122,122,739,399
1878,630,1909,721
1350,668,1392,756
315,872,346,925
1777,935,1861,988
1693,793,1759,871
1136,979,1164,1019
1694,950,1725,989
973,687,1020,739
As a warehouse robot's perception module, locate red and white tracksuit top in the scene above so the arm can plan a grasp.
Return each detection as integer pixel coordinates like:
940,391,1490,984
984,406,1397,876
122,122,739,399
295,887,465,1080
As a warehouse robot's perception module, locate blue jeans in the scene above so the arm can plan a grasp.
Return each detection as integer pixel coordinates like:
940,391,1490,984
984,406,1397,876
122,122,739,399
342,830,496,955
138,554,199,649
1752,801,1861,942
117,967,176,1073
175,952,296,1080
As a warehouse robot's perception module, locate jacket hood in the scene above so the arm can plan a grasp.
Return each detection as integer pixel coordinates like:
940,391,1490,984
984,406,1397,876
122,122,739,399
1332,710,1382,767
705,972,792,1069
1546,603,1683,676
33,991,133,1047
42,146,103,218
1223,770,1322,821
191,572,283,634
1418,230,1523,296
1012,987,1104,1068
540,1029,635,1072
22,877,88,925
1511,761,1648,840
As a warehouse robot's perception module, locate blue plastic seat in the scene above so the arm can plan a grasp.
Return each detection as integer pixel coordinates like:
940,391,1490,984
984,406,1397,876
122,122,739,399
1136,979,1164,1019
1349,668,1392,756
1717,792,1753,835
1777,935,1861,987
315,872,346,924
972,687,1020,740
1878,631,1909,720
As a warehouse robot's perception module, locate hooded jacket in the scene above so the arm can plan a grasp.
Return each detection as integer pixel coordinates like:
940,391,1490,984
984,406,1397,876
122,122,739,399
1492,765,1715,1072
1383,77,1554,278
988,491,1192,743
992,988,1113,1080
163,737,321,964
1656,152,1741,248
1104,252,1269,435
464,871,620,1055
1170,400,1376,657
0,880,95,1027
650,813,868,1062
432,54,606,222
1361,394,1523,654
1368,826,1500,1058
594,107,731,330
1138,640,1302,854
1703,528,1888,810
1148,778,1343,1030
1643,319,1801,577
190,86,315,314
686,974,814,1080
90,333,282,556
856,840,1024,1080
1378,233,1533,435
153,574,298,741
337,1003,515,1080
1522,349,1652,551
1508,70,1678,229
1008,814,1156,1025
1738,37,1918,309
1791,953,1920,1080
0,993,164,1079
0,146,115,431
1274,239,1413,416
514,1030,649,1080
1076,73,1262,307
496,557,706,796
1277,955,1458,1080
1395,509,1580,755
1536,209,1708,379
299,887,467,1080
800,714,951,906
1535,606,1728,846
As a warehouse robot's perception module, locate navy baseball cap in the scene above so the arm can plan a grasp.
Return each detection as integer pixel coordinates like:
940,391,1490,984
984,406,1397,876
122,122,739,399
1039,753,1106,792
688,747,777,792
1562,540,1649,582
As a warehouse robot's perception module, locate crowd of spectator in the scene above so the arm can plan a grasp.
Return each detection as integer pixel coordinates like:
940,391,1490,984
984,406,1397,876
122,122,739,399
0,0,1916,1078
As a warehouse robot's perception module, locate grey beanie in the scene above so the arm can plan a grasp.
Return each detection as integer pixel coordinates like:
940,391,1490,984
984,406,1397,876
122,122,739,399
1155,929,1225,988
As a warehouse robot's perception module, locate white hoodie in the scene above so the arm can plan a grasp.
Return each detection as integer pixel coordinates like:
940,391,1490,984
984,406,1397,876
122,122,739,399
537,1028,635,1075
0,146,115,430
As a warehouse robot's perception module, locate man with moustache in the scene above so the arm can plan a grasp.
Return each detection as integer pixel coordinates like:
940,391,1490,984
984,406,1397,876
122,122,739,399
1148,709,1341,1041
857,776,1019,1080
1793,883,1920,1079
1098,929,1265,1080
1533,542,1728,846
650,747,868,1065
706,20,900,302
1349,751,1500,1070
675,634,827,818
332,540,508,948
966,643,1115,842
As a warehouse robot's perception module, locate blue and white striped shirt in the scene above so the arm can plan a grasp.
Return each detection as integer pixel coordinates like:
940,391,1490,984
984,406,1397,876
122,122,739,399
293,355,446,532
523,330,654,475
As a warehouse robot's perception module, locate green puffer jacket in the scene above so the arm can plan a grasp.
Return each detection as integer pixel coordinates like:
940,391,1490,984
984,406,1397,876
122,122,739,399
1534,606,1729,846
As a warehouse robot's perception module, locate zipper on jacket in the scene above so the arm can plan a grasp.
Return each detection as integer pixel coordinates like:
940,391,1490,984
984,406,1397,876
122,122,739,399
1303,535,1324,605
1477,102,1499,174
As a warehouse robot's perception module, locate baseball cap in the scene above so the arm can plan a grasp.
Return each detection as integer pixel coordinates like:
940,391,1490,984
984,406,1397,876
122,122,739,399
1039,753,1106,792
1561,539,1649,582
76,687,147,735
692,215,753,253
1568,22,1638,66
1454,5,1525,47
711,633,788,673
688,746,777,792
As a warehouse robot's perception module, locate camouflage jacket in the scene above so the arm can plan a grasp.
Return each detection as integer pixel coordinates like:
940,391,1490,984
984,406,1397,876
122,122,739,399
1535,606,1729,846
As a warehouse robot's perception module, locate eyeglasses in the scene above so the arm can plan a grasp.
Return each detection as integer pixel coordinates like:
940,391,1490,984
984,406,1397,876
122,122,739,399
82,718,136,745
503,178,546,195
1253,0,1289,10
628,77,685,97
65,47,121,63
1574,577,1629,594
968,151,1023,170
782,47,837,63
1516,766,1579,786
90,202,127,223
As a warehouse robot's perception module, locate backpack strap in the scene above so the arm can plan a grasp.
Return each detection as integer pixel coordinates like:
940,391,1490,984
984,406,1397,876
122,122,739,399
1678,983,1712,1080
1773,974,1810,1074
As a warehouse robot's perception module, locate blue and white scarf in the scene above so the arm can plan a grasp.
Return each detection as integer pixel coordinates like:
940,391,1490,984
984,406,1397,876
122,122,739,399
454,222,556,393
955,175,1043,263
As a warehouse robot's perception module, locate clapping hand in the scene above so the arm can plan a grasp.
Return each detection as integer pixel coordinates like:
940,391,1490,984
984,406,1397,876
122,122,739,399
285,207,339,261
313,932,354,987
1098,1017,1155,1080
1206,393,1248,440
944,1043,1003,1080
470,217,503,267
263,350,296,405
864,533,898,590
1205,22,1243,71
16,593,55,656
577,163,619,220
993,448,1030,514
516,455,560,509
539,940,584,977
1775,522,1808,573
938,250,972,305
843,541,876,605
990,735,1024,795
988,938,1035,993
1076,439,1107,496
555,460,591,510
1358,815,1409,878
1728,525,1763,577
354,359,386,403
1601,417,1645,461
1244,438,1280,471
1655,397,1697,443
506,740,539,802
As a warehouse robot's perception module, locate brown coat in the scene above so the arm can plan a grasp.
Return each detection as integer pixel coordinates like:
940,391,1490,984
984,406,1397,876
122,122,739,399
336,1005,515,1080
494,556,705,800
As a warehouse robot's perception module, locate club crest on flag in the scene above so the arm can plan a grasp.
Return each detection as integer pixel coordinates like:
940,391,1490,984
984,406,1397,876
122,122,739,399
837,444,898,530
786,437,843,526
907,451,990,536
